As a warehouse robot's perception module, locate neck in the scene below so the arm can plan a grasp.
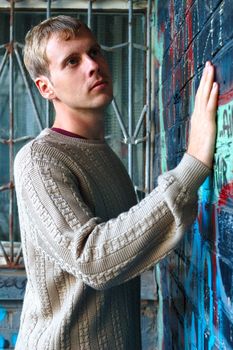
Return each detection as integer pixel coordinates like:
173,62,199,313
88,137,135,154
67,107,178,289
52,106,105,141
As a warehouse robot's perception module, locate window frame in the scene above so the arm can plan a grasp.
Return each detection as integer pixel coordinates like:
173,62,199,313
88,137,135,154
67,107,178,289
0,0,152,268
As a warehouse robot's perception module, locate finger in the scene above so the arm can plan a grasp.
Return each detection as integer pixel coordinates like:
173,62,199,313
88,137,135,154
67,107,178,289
206,82,219,113
202,64,215,104
196,62,211,98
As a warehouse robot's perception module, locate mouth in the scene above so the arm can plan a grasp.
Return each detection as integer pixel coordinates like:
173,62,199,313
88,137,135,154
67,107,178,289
90,80,108,91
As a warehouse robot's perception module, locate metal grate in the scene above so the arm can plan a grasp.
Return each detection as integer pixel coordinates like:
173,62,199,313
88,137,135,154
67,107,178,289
0,0,152,268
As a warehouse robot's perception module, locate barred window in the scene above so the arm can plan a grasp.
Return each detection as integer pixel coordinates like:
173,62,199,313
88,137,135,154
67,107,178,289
0,0,151,267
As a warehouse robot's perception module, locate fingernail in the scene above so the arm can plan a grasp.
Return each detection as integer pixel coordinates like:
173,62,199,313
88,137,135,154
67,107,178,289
206,61,211,67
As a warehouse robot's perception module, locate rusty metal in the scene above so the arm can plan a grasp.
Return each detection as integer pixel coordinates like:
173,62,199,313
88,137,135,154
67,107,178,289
46,0,51,127
0,136,33,144
0,49,8,77
145,0,152,193
0,241,11,266
9,0,15,264
0,183,14,192
88,0,93,29
128,0,133,178
14,45,43,130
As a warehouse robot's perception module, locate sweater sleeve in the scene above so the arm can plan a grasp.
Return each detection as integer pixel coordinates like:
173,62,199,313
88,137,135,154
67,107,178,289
14,146,210,290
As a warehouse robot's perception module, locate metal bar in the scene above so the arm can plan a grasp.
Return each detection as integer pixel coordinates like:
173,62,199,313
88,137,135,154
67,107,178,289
0,136,33,144
133,43,147,51
14,45,43,131
0,241,11,266
46,0,51,19
0,183,14,192
14,244,22,265
111,98,129,141
88,0,92,29
0,49,8,77
15,42,24,49
128,0,133,178
145,0,152,193
134,136,147,144
9,0,15,264
46,98,50,127
13,135,34,143
101,43,128,51
105,135,124,142
46,0,52,127
134,185,147,193
133,104,147,139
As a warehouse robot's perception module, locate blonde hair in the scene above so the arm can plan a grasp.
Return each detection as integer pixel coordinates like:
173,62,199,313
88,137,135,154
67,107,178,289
24,15,89,80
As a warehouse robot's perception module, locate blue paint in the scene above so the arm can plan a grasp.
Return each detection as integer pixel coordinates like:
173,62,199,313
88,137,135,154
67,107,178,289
0,335,5,348
191,312,196,350
11,333,18,346
0,308,6,322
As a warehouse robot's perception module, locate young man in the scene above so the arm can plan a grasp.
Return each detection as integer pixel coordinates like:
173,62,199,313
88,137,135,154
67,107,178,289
14,15,218,350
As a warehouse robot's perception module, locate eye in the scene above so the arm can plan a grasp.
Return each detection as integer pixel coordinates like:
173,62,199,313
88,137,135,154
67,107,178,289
66,57,79,66
89,47,103,59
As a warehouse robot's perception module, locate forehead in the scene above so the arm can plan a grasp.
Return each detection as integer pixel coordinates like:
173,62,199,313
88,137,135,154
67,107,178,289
46,28,98,64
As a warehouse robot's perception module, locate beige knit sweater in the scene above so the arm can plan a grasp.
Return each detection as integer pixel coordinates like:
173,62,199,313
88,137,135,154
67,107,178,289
14,128,210,350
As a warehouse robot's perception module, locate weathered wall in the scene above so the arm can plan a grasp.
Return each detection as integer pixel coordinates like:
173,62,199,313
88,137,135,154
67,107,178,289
0,270,26,349
153,0,233,349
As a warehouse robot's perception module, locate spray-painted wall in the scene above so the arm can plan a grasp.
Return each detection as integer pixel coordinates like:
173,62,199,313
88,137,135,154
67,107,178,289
153,0,233,348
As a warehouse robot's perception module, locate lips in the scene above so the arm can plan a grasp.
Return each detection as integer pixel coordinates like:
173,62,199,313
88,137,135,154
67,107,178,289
90,80,108,90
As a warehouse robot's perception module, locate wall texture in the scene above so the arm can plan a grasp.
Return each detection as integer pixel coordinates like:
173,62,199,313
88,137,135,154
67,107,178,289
153,0,233,349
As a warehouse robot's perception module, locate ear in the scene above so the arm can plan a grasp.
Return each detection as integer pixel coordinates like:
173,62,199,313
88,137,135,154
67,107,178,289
35,76,56,100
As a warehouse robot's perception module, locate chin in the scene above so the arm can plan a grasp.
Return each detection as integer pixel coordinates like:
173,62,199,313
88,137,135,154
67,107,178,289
99,94,113,108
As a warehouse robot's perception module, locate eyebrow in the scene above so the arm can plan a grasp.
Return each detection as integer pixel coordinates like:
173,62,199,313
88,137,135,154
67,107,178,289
59,43,102,68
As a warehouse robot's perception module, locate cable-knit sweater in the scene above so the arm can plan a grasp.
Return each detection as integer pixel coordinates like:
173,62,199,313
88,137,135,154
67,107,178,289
14,128,210,350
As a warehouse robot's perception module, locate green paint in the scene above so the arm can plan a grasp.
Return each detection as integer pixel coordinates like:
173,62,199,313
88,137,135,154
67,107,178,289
213,99,233,200
155,264,164,350
152,2,167,348
154,0,167,173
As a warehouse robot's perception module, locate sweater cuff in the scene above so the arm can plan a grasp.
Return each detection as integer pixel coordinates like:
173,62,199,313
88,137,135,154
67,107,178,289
169,152,211,192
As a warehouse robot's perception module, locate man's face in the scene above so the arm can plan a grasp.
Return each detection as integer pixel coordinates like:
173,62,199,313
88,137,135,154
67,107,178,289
45,27,113,112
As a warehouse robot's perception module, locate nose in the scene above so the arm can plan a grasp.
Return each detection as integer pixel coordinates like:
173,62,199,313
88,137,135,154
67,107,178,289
83,54,100,77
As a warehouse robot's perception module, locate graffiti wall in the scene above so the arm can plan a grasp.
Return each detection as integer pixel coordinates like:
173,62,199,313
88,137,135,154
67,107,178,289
153,0,233,349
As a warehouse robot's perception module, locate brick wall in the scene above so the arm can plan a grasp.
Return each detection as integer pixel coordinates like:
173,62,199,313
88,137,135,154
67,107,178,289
153,0,233,349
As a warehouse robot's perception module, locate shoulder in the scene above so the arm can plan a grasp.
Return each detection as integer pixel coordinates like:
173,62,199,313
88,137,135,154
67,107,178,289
14,130,63,179
15,129,71,165
13,129,93,183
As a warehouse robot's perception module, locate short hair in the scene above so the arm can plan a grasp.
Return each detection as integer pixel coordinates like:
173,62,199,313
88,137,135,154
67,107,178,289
23,15,89,80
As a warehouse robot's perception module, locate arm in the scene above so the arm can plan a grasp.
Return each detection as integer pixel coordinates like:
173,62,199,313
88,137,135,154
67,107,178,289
14,62,218,290
15,151,209,290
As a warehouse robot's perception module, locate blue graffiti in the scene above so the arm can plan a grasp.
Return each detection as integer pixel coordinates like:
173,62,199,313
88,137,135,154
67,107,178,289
153,0,233,349
11,333,18,347
0,308,6,323
0,335,6,349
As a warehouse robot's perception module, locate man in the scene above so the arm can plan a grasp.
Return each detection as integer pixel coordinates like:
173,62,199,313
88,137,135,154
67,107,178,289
14,15,218,350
